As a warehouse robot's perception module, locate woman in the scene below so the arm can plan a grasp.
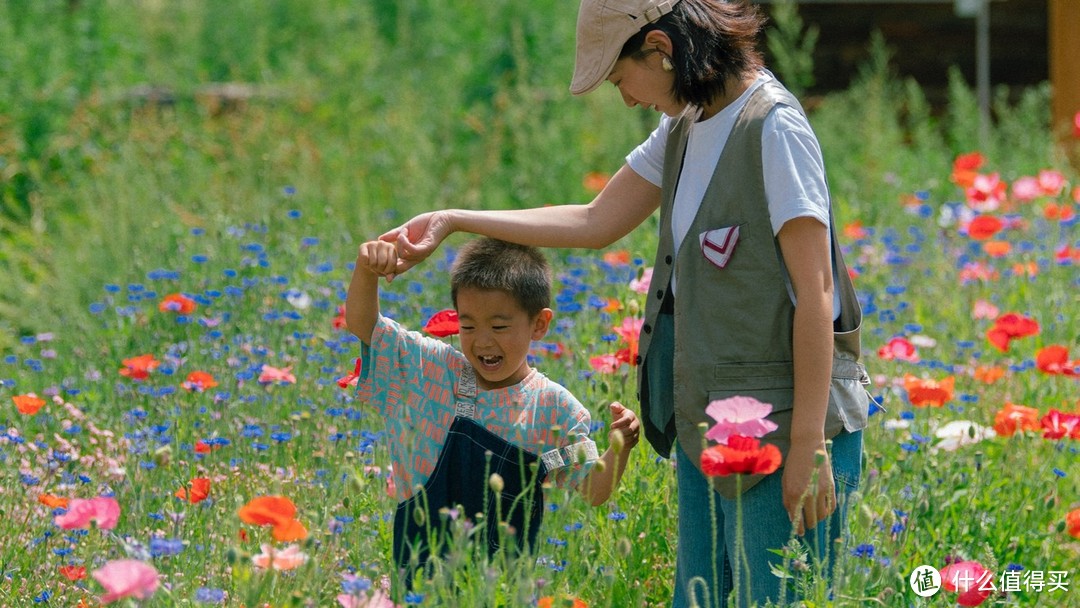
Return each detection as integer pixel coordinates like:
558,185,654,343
379,1,869,605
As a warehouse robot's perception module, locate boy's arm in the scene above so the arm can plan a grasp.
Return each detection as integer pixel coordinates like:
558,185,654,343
345,241,398,345
578,402,639,507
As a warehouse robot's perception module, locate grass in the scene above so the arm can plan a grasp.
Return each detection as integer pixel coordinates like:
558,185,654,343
1,0,1079,606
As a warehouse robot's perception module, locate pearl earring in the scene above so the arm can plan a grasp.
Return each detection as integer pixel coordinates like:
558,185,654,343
661,56,674,72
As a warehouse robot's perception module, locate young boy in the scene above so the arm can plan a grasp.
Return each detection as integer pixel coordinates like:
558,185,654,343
345,236,639,583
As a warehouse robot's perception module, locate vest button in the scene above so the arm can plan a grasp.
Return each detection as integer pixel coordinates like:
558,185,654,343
656,289,664,300
634,355,642,365
665,255,673,265
643,324,651,334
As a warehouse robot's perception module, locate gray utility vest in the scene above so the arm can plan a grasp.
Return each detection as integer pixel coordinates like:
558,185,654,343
636,80,870,498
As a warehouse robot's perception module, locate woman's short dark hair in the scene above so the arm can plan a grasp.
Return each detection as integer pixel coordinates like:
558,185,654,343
451,238,551,317
619,0,765,109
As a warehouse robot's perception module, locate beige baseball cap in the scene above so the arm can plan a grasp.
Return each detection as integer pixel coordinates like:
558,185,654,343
569,0,681,95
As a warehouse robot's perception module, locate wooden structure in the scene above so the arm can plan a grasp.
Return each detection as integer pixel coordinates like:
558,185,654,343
1049,0,1079,138
756,0,1049,108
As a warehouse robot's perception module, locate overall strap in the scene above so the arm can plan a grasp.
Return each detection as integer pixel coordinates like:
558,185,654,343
454,365,478,419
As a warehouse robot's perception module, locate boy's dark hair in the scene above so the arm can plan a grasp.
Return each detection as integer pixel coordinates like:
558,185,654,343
619,0,765,109
450,238,552,317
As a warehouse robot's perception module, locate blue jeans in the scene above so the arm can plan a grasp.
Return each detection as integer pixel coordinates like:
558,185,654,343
672,429,863,608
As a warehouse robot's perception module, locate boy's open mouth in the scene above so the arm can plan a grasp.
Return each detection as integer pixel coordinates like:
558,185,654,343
477,355,503,368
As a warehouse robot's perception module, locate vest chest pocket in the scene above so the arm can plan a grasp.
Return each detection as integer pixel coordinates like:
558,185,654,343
699,225,743,270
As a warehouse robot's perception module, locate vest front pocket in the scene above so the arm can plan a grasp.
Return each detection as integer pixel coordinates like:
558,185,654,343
708,361,796,413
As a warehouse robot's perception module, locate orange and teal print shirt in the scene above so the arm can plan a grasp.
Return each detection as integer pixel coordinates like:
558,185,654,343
356,315,595,501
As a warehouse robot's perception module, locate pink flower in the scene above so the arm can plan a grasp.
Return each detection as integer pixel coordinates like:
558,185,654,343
588,354,621,374
704,396,778,445
252,543,308,570
338,589,398,608
258,365,296,385
877,336,919,362
54,496,121,530
971,299,999,320
1010,176,1041,202
940,560,994,606
92,560,159,604
1038,170,1066,197
965,173,1006,212
629,267,653,295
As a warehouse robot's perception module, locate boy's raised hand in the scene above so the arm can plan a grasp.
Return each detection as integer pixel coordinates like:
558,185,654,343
356,240,399,278
608,402,640,451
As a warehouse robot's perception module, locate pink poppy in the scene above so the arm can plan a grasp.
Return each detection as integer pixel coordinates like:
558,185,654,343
55,496,121,530
1010,176,1041,202
588,354,621,374
258,365,296,385
877,337,919,363
1041,409,1080,440
92,560,159,604
338,588,398,608
629,267,653,294
1038,169,1066,197
965,173,1006,212
252,544,308,570
704,396,778,444
940,560,994,606
971,300,999,320
337,358,363,389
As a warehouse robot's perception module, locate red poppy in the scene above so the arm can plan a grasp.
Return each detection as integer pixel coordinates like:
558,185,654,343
993,402,1041,437
539,598,588,608
1041,409,1080,440
336,357,363,389
582,171,609,194
965,215,1003,240
238,496,307,542
59,565,87,581
951,152,984,188
1067,508,1080,539
842,220,868,240
39,493,69,509
182,371,218,392
159,293,197,314
175,477,211,504
119,354,160,381
986,313,1039,352
423,309,459,337
982,241,1010,258
602,250,631,265
877,336,918,362
331,304,347,330
700,435,782,477
13,394,45,415
1036,345,1076,375
903,374,955,408
1043,202,1076,222
940,560,994,607
971,365,1005,384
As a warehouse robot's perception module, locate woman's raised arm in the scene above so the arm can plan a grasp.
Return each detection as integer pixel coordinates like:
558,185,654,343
381,164,661,275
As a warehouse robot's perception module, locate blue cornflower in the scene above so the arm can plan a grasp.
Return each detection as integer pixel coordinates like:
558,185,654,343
195,587,227,603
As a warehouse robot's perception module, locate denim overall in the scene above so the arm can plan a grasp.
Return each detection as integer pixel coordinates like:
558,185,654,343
393,366,586,583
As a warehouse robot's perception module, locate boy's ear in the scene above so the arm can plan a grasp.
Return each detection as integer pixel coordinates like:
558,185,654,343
531,308,554,340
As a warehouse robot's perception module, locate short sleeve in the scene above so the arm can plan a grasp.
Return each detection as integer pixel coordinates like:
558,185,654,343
761,104,830,235
625,114,674,188
547,391,597,491
355,315,458,418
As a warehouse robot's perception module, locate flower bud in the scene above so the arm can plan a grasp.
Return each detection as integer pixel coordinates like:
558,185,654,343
489,473,504,494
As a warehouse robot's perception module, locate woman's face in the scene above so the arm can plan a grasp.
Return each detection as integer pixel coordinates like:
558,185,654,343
605,30,684,117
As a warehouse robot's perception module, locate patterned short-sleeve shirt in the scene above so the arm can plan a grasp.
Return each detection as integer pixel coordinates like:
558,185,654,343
357,315,596,501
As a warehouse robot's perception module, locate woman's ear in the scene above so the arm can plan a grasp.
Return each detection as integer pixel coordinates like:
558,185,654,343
643,29,674,58
531,308,554,340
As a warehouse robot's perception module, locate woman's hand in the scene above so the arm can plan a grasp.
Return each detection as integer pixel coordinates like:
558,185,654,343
378,211,454,279
781,442,835,536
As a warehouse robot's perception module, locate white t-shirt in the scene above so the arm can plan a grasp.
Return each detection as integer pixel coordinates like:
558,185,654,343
626,71,839,317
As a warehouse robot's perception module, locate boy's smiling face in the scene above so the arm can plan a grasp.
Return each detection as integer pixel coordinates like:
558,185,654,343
455,287,552,391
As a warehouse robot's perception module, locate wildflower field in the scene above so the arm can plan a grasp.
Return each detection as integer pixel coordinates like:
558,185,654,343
1,1,1078,606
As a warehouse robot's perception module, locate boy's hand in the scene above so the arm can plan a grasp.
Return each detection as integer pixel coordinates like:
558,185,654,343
356,241,398,278
608,402,640,451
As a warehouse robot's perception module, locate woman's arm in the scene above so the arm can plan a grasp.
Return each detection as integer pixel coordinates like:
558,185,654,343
383,165,661,275
776,216,836,535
